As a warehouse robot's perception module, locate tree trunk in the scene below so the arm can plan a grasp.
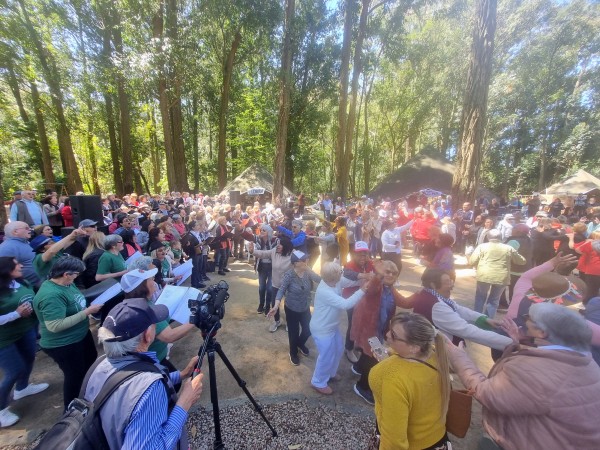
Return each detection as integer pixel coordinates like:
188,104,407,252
451,0,497,212
29,80,55,187
166,0,189,191
345,0,370,199
0,155,7,228
218,31,242,190
5,64,44,179
17,0,82,194
149,104,162,192
334,0,355,200
111,11,134,194
273,0,295,200
192,95,200,192
153,2,177,190
100,10,124,196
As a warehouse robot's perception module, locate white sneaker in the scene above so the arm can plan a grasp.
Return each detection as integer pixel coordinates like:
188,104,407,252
345,349,359,364
269,320,281,332
0,408,19,427
13,382,49,400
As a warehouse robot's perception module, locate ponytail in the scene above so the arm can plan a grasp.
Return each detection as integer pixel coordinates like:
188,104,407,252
434,332,451,421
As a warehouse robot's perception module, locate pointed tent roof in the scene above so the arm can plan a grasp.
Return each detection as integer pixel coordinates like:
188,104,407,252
218,163,294,198
369,152,494,200
545,169,600,196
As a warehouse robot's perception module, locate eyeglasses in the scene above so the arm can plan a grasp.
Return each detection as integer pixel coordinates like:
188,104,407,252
390,329,409,343
65,272,80,277
384,270,398,276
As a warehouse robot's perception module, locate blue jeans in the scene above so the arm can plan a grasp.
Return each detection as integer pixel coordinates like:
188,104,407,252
191,254,203,288
0,327,37,409
257,265,272,310
474,281,506,318
215,248,229,272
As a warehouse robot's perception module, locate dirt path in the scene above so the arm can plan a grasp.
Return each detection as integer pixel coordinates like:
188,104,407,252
1,252,491,449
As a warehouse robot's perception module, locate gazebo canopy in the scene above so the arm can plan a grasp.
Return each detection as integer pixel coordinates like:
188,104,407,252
545,169,600,196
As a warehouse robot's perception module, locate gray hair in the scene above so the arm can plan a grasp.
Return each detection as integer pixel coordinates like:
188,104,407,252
104,234,123,250
48,255,86,279
128,256,154,271
292,219,303,229
487,229,501,240
529,302,592,352
321,262,342,284
3,222,25,236
98,326,143,357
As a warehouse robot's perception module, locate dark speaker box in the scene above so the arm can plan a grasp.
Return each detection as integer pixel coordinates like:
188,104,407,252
229,190,241,206
61,226,75,237
70,195,103,228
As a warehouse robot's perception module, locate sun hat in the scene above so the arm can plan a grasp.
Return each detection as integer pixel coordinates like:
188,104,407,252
30,235,52,252
120,268,159,293
291,250,308,263
79,219,98,228
527,272,584,306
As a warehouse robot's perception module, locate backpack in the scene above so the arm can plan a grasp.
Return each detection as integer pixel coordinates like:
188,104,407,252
35,356,164,450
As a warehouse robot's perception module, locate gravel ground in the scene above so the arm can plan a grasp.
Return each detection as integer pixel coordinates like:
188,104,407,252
187,398,376,449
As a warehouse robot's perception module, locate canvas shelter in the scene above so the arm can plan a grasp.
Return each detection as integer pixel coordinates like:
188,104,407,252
369,153,495,201
218,163,294,201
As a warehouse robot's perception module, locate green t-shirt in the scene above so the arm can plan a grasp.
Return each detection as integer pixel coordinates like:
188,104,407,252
97,251,127,275
34,280,89,349
0,282,37,348
160,259,170,278
33,251,64,281
149,318,170,362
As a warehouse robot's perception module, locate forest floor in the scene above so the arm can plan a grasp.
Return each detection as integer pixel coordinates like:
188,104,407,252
0,250,493,450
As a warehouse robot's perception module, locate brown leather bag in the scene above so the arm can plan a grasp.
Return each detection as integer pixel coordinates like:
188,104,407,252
445,388,473,438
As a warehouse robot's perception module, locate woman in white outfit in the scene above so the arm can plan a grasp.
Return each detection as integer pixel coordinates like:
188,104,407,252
309,262,366,394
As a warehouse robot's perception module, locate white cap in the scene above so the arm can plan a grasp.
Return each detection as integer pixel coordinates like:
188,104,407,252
120,269,158,293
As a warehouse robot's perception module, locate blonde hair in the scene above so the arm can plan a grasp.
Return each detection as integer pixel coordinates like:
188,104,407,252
83,231,106,260
390,312,450,421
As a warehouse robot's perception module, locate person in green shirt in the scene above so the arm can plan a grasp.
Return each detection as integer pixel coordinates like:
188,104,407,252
95,234,129,282
120,269,195,379
31,228,86,281
0,258,49,428
33,256,103,410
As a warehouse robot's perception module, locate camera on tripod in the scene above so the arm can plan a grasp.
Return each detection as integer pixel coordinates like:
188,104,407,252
188,280,230,333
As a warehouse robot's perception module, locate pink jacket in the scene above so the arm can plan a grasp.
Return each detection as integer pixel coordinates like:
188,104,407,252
449,345,600,450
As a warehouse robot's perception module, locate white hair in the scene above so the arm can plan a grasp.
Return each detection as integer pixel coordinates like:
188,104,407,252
98,327,143,357
3,222,25,236
321,262,342,284
529,302,591,352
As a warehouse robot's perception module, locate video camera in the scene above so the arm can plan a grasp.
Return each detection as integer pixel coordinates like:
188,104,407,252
188,280,230,333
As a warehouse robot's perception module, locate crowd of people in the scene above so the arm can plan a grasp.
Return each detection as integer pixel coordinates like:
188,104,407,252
1,187,600,449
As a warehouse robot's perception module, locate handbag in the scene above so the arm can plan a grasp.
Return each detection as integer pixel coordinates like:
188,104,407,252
406,357,473,438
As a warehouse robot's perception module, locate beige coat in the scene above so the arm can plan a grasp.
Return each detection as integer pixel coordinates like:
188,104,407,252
449,344,600,450
470,240,526,285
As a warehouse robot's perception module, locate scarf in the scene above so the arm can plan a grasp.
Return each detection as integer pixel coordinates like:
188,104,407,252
424,288,458,312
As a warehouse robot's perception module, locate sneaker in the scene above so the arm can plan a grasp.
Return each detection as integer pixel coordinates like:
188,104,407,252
269,320,281,332
311,384,333,395
257,307,264,314
13,383,49,400
351,365,362,376
0,408,19,428
218,271,226,276
353,383,375,405
345,349,359,363
223,268,231,272
290,353,300,366
299,345,309,357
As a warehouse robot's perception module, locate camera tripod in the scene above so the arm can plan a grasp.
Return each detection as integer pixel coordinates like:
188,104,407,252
194,328,278,449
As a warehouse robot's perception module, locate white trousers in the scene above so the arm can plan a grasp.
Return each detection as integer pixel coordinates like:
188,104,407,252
311,329,344,388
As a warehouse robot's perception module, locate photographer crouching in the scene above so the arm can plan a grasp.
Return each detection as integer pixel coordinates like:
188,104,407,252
85,298,203,448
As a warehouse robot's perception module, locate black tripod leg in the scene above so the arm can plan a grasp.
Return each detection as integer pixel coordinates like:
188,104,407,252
213,341,278,437
206,349,225,449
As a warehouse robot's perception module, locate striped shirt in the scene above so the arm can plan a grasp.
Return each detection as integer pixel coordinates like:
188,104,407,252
275,268,321,312
122,352,186,450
